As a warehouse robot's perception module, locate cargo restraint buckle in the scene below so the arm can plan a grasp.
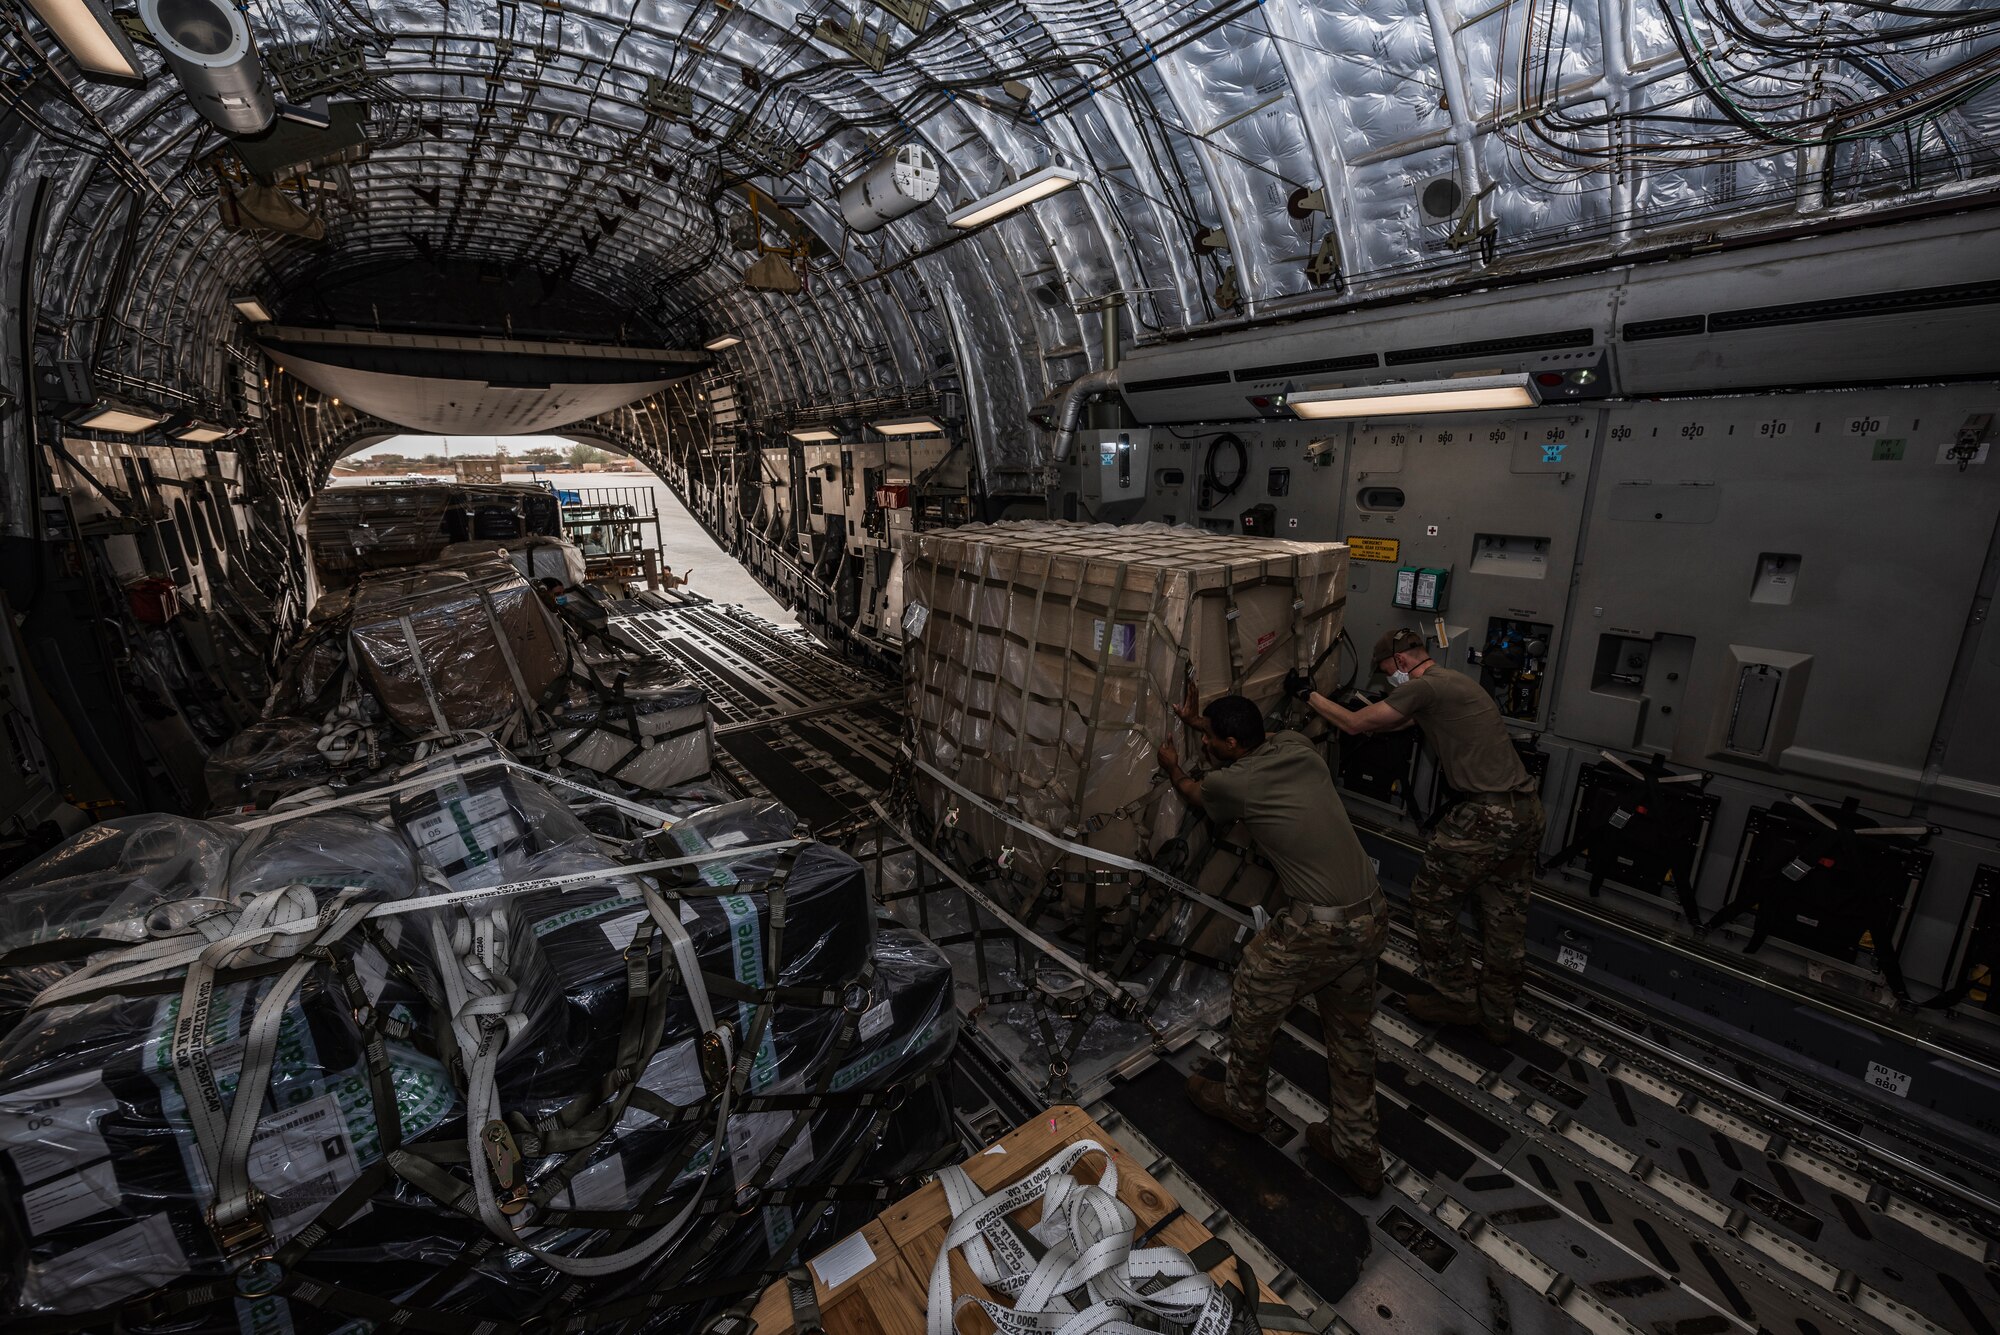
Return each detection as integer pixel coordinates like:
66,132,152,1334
481,1119,532,1215
699,1027,734,1096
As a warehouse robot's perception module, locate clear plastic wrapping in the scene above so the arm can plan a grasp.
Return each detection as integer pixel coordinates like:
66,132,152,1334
0,764,949,1331
441,536,589,588
203,717,338,811
549,658,712,795
349,557,568,736
0,816,242,1033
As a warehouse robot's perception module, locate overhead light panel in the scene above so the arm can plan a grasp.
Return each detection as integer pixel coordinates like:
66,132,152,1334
172,421,229,443
946,165,1081,229
23,0,146,84
870,415,945,436
788,428,841,442
704,334,743,351
230,294,273,323
1286,374,1542,421
73,397,167,434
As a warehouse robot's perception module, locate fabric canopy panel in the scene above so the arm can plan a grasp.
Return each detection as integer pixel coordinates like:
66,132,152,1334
260,327,705,435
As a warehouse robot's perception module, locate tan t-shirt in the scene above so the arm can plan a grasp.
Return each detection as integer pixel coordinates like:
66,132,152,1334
1385,667,1533,794
1201,731,1379,909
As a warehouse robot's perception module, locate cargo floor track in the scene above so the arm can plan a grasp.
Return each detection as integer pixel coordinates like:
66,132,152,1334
619,595,2000,1335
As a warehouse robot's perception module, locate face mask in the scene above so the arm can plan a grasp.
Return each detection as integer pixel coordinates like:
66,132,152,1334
1387,668,1411,689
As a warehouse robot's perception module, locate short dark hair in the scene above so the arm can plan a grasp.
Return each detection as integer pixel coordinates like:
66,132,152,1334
1203,695,1265,751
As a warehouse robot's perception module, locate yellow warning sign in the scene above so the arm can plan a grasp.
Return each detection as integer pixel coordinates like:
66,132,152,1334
1345,536,1401,563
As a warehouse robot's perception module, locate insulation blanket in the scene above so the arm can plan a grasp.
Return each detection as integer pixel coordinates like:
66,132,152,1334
349,556,567,736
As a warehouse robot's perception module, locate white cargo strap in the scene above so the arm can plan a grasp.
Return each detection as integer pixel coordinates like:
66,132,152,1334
29,839,804,1010
396,615,455,735
925,1142,1237,1335
167,887,375,1244
912,757,1252,930
450,871,733,1275
231,746,672,832
475,584,546,737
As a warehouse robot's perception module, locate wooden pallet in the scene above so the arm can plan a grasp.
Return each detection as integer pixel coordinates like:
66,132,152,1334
749,1104,1298,1335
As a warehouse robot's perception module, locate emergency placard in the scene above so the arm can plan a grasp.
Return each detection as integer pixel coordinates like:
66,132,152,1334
1345,536,1401,563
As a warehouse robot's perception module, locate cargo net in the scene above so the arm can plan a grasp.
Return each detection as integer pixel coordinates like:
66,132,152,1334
885,521,1349,1099
215,550,716,814
0,741,960,1333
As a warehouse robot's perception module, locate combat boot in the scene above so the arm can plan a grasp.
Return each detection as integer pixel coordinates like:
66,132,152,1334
1185,1072,1267,1133
1480,1015,1514,1048
1404,991,1478,1028
1306,1123,1383,1198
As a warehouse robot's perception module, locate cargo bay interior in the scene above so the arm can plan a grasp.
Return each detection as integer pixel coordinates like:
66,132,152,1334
2,2,1999,1334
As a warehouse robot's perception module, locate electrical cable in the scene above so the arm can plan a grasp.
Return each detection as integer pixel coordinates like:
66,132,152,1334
1197,432,1245,512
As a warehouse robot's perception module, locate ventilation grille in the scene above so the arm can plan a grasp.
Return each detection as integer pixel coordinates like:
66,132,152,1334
1234,353,1380,382
1709,279,2000,333
1124,370,1232,394
1622,315,1706,342
1384,328,1594,366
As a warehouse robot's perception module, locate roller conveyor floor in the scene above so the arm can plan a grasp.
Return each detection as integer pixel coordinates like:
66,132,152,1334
606,595,901,835
608,596,2000,1335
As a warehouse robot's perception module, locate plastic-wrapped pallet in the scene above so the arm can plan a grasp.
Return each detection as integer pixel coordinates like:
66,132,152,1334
441,536,590,588
203,717,338,811
417,927,958,1331
504,799,871,1100
350,556,568,736
0,816,242,1034
901,520,1347,926
0,815,456,1323
548,658,712,795
0,754,946,1333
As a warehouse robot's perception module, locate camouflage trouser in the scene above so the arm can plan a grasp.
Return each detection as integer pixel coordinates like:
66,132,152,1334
1411,796,1546,1031
1225,897,1388,1161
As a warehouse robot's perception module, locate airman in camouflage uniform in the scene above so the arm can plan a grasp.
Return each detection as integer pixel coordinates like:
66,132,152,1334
1158,693,1386,1197
1299,628,1546,1046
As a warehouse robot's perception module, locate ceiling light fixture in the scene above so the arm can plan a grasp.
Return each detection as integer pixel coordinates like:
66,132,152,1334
870,415,945,436
946,165,1081,229
1285,373,1542,421
23,0,147,85
230,294,273,323
788,428,841,442
172,421,229,443
73,397,167,434
703,334,743,351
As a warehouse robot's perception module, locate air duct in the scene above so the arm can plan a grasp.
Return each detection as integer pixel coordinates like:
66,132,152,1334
139,0,273,137
838,147,941,233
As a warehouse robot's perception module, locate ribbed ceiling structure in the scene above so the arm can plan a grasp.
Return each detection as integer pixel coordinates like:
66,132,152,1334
3,0,1997,488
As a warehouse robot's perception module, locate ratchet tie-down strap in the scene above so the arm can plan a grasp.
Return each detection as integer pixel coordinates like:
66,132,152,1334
924,1140,1269,1335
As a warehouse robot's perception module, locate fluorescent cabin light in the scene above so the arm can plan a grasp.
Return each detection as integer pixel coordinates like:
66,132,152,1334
24,0,146,83
788,428,840,442
870,416,945,436
230,295,273,323
946,165,1081,229
1286,374,1542,421
704,334,743,351
74,398,166,433
173,423,228,443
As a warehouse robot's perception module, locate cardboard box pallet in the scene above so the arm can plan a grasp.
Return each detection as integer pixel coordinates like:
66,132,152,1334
749,1104,1303,1335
